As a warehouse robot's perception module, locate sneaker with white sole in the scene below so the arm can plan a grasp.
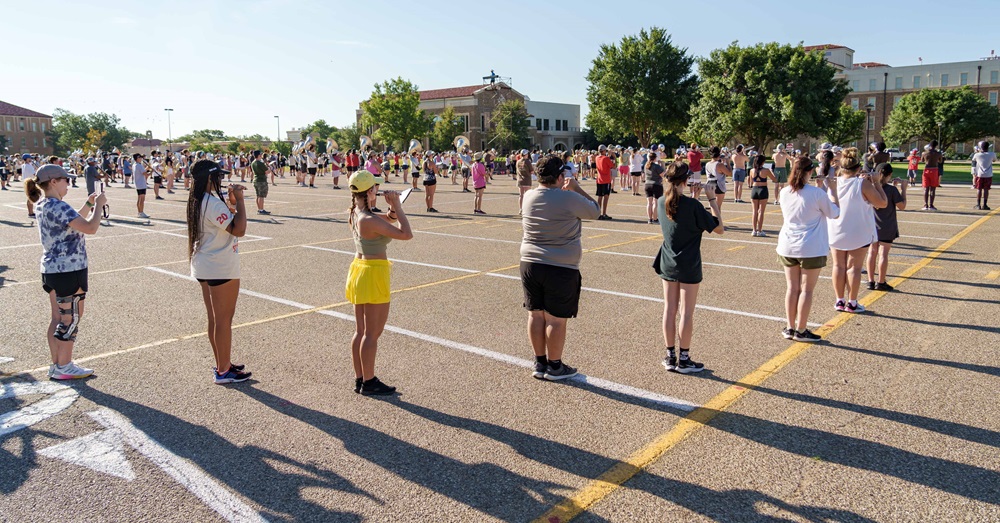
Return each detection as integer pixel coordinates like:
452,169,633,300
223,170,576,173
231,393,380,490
137,212,150,219
532,362,547,379
50,362,94,380
835,299,847,312
214,367,252,384
662,357,677,372
793,329,822,343
543,362,578,381
782,327,794,340
846,301,866,313
673,358,704,374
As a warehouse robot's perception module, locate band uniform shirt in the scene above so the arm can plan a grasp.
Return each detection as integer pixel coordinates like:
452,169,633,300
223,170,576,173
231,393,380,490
190,194,239,280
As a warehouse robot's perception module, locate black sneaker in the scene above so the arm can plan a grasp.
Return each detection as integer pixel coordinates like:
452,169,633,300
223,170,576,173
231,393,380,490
604,215,613,220
866,280,875,290
371,207,382,213
543,363,578,381
360,377,396,395
792,329,822,343
674,358,704,374
983,205,991,210
661,357,677,372
532,362,547,379
596,215,607,220
354,377,363,394
875,282,894,291
782,327,794,340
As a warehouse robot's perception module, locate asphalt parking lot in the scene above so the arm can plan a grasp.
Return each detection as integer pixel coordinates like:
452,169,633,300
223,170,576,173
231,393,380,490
2,172,998,522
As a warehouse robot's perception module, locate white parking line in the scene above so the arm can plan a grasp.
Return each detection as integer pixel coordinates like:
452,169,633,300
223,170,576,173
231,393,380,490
144,266,700,412
303,246,820,327
592,250,834,280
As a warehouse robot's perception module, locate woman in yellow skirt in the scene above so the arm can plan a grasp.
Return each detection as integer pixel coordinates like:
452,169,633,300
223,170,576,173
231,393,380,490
345,170,413,395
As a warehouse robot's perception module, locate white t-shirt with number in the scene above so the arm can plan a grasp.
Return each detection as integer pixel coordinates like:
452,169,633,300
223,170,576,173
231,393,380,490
190,194,240,280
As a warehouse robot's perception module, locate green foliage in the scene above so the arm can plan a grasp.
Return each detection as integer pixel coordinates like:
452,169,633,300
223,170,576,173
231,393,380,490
429,107,465,151
585,27,697,147
881,87,1000,150
329,123,362,152
81,129,107,154
824,104,867,146
489,100,532,152
272,141,292,156
687,42,849,150
360,77,432,151
49,108,134,156
190,139,222,154
227,141,242,154
175,129,230,142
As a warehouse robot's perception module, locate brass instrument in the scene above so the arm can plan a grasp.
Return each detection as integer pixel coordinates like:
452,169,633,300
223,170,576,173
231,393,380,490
407,139,422,156
359,135,373,152
453,135,470,152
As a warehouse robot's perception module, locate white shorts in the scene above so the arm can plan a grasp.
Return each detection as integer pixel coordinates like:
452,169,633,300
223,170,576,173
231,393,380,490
687,171,703,185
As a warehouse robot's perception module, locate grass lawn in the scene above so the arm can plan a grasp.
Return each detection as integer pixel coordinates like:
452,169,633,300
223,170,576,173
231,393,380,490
888,162,984,185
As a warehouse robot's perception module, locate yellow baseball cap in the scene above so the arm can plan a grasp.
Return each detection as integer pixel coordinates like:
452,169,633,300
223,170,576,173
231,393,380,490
348,170,384,192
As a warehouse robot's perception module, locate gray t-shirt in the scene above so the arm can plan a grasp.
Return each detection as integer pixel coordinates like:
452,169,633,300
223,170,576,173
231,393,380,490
644,162,664,186
520,186,601,269
84,164,100,194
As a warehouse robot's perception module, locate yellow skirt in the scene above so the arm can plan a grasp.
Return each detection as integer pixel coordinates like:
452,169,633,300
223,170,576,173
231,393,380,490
345,258,392,304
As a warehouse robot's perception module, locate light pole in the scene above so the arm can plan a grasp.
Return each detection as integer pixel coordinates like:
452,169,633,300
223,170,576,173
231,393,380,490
274,116,280,148
937,121,943,145
164,108,173,152
865,103,874,146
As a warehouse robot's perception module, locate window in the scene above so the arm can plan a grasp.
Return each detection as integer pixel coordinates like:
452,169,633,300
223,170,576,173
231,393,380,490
869,78,877,91
562,120,568,131
867,97,876,110
868,116,875,130
42,138,47,147
34,138,39,147
957,142,966,153
31,122,37,132
852,80,860,91
961,72,969,85
990,91,998,106
19,120,25,131
895,77,903,89
480,115,485,130
535,118,541,129
21,138,26,146
913,76,921,89
555,120,561,131
4,121,9,131
41,123,46,132
992,71,999,84
458,115,469,132
851,98,859,110
941,74,949,87
543,119,549,131
893,95,902,108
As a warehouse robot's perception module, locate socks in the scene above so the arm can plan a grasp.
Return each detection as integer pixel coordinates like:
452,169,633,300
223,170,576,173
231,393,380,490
666,347,676,361
680,349,690,362
548,359,563,370
535,355,548,366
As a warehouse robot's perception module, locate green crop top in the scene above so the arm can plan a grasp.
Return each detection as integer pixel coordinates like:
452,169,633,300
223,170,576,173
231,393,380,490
352,219,392,256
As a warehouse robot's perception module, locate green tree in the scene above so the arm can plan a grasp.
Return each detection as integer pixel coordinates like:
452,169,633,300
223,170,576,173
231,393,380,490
881,87,1000,151
48,109,134,156
360,77,432,151
687,42,849,150
272,141,292,156
227,141,242,154
81,129,107,154
823,104,867,146
585,27,697,147
489,100,532,152
430,107,466,151
329,123,362,152
176,129,229,142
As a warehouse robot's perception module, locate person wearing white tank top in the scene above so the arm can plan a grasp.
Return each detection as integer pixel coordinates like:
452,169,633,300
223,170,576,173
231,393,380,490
827,148,888,313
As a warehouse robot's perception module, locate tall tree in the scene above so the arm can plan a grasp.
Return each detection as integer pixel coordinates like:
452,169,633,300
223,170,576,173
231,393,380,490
881,87,1000,151
823,104,867,146
176,129,229,142
489,100,532,152
360,77,432,151
585,27,697,147
430,107,466,151
687,42,849,151
48,109,134,156
329,123,362,152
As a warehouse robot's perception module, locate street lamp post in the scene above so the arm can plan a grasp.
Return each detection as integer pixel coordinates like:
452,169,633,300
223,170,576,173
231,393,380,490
865,103,874,146
164,108,173,153
937,121,943,145
274,116,280,148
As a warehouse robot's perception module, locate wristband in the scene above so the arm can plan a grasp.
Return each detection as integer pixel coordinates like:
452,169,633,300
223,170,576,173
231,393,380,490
86,201,95,208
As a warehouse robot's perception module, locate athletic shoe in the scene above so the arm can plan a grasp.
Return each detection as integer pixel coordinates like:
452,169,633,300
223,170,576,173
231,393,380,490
167,190,176,194
782,327,794,340
155,196,165,200
463,188,472,193
532,362,547,379
212,363,245,372
921,206,929,210
333,186,341,189
846,301,866,313
793,329,822,343
674,358,704,374
757,231,768,237
214,367,252,384
651,219,659,224
355,377,363,394
257,209,271,215
360,377,396,395
28,213,36,219
138,212,150,219
929,206,938,211
50,362,94,380
974,205,982,210
751,230,758,237
371,207,382,213
597,215,607,221
875,282,894,291
543,363,578,381
835,299,847,312
662,357,677,372
427,208,439,213
1,186,8,191
47,364,56,378
984,205,992,210
603,215,613,220
866,280,875,290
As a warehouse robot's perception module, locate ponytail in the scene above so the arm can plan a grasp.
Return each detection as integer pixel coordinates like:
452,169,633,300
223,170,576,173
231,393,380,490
24,178,43,203
663,161,690,221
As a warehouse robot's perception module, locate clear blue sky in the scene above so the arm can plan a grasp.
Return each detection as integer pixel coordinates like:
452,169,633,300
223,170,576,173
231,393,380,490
8,0,996,140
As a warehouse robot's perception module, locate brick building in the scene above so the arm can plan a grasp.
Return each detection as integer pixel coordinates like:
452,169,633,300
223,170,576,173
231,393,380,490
0,100,54,156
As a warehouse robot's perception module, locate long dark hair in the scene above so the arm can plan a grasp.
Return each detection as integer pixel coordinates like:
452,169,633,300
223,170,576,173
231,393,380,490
818,150,833,179
186,160,226,260
663,161,690,221
752,154,766,172
788,157,814,192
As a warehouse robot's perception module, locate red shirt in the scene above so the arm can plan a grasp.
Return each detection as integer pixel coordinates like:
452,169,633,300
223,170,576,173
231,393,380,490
348,153,359,168
595,155,614,184
908,155,919,170
687,150,704,172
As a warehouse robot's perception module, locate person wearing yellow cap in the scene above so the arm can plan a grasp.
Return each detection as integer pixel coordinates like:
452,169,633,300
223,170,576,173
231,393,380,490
346,170,413,395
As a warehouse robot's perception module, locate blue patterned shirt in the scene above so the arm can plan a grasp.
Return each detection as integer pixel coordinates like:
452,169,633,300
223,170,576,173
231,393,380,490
36,198,88,274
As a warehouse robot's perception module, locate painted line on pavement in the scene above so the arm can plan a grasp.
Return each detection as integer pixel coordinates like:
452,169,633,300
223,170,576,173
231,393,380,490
593,250,834,280
532,206,1000,523
146,266,698,412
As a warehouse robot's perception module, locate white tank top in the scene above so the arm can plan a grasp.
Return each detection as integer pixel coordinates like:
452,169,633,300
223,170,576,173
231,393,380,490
827,176,876,250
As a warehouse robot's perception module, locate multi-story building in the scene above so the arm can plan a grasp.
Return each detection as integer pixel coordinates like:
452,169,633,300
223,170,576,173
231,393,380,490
801,45,1000,155
0,100,54,156
356,80,586,152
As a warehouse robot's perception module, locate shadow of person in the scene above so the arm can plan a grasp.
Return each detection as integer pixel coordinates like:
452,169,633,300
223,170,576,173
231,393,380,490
828,342,1000,378
72,384,368,522
0,427,64,495
233,386,609,523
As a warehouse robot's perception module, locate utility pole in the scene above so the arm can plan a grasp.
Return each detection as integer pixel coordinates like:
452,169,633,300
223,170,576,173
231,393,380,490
164,108,173,152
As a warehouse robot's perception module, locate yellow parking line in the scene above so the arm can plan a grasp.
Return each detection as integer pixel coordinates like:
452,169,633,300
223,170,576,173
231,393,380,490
726,246,746,252
532,207,1000,523
986,270,1000,280
586,234,608,239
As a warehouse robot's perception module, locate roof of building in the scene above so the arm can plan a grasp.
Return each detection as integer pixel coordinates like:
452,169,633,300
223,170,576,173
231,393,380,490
130,138,164,146
803,44,848,52
419,85,484,101
854,62,890,68
0,100,50,118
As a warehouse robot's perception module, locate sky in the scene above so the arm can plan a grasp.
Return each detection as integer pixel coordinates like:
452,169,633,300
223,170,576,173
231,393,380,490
6,0,997,141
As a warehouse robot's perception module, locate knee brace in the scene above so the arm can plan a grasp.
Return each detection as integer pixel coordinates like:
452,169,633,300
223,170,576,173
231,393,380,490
53,293,85,342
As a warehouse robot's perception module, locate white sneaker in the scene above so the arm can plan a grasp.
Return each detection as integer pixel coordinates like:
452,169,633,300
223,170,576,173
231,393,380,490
50,362,94,380
138,212,150,219
47,364,56,378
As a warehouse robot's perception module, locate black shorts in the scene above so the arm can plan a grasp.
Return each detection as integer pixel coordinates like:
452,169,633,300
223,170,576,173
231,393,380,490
153,176,163,185
136,188,147,195
42,268,89,296
0,171,7,181
520,261,582,319
631,171,642,177
645,184,664,199
423,178,437,187
308,167,317,175
750,186,769,200
596,183,612,196
197,278,232,287
462,167,471,178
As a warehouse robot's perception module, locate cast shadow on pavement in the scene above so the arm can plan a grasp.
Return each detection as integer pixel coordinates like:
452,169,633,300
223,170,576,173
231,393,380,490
900,275,1000,290
893,290,1000,305
828,343,1000,378
861,313,1000,336
0,219,34,228
233,386,610,523
71,384,369,522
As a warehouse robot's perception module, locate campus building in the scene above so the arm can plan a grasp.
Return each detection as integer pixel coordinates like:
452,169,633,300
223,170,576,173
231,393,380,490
800,45,1000,155
356,80,586,152
0,100,54,156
